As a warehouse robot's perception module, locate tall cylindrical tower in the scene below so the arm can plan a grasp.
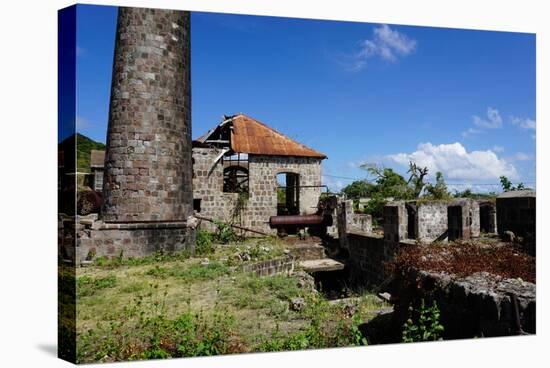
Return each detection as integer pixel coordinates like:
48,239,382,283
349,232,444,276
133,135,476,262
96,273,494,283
103,7,192,222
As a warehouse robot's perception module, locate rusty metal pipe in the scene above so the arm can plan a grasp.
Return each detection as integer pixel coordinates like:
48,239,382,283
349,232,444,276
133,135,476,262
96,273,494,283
194,214,268,236
269,214,333,229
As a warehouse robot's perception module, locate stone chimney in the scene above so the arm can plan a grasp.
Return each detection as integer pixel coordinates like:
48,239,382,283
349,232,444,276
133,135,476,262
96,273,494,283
103,7,192,223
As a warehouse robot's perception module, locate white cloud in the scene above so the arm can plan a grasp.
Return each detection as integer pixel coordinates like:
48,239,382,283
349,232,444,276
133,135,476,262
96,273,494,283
386,142,518,181
510,116,536,130
472,107,503,129
507,152,533,162
462,127,482,138
351,24,416,70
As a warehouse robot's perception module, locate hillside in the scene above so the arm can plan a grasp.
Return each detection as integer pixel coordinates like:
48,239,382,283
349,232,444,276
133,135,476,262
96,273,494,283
59,133,106,173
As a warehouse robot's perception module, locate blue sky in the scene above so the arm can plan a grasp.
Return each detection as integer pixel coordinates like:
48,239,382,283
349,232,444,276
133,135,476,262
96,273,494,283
75,4,536,193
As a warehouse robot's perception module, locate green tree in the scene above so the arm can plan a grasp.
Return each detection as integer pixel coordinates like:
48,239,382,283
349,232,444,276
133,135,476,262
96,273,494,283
341,180,371,200
500,176,525,192
351,164,413,221
361,164,412,199
424,172,450,200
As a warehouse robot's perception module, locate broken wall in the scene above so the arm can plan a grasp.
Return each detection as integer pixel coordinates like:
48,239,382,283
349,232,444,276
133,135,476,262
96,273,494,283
383,202,408,242
448,199,481,240
417,201,448,242
496,193,536,256
479,200,497,234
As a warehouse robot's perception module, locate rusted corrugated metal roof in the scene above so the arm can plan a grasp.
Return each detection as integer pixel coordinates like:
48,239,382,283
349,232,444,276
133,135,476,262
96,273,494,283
230,114,327,159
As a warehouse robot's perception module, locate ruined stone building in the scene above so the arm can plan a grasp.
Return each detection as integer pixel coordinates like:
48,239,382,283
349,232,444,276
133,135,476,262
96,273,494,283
192,114,327,234
497,190,536,255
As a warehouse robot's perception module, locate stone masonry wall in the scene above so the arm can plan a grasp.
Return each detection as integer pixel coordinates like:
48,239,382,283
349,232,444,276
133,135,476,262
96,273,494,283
75,216,195,263
417,201,448,242
347,229,415,288
192,148,323,234
448,199,480,240
391,270,536,338
337,200,372,249
192,148,239,232
496,194,536,256
479,201,498,234
352,213,373,233
241,255,295,277
383,202,408,243
103,7,193,222
247,155,322,232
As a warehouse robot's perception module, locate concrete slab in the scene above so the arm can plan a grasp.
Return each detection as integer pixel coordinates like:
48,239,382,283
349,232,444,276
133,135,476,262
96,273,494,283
300,258,345,272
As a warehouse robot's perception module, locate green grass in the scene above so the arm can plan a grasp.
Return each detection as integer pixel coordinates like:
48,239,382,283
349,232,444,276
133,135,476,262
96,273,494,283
77,275,117,297
75,237,389,363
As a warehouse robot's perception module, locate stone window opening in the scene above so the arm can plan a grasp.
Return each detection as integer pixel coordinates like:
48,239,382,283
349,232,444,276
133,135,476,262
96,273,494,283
277,172,300,216
223,166,249,193
222,153,249,193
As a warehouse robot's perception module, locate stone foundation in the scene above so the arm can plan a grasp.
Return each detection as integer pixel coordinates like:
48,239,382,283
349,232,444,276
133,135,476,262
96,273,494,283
74,215,195,263
390,269,536,338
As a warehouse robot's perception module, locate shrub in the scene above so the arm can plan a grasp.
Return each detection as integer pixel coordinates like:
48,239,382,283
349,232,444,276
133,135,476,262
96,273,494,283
402,299,444,343
255,293,367,352
196,229,215,256
213,220,237,244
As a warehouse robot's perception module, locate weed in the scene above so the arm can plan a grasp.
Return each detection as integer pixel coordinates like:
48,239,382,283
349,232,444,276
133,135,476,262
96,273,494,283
173,261,230,281
93,250,192,269
145,265,169,278
402,299,444,343
77,275,117,297
213,220,237,244
196,229,215,256
120,282,148,294
76,284,236,363
255,292,368,352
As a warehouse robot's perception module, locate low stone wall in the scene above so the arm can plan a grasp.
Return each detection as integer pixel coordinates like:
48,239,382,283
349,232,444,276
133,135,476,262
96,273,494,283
241,255,295,276
337,200,373,249
346,230,415,288
288,244,325,261
74,216,195,264
390,269,536,339
351,213,373,233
